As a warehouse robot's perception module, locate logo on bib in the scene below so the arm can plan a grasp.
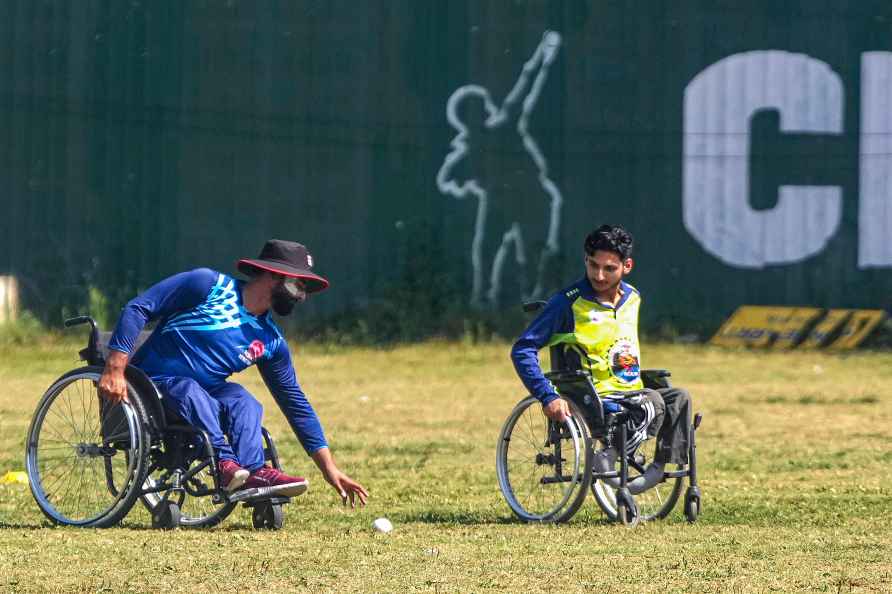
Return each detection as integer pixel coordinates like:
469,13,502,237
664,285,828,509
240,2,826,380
608,339,640,383
587,309,605,323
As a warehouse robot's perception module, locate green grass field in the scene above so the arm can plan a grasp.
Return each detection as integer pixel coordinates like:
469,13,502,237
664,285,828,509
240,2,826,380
0,340,890,593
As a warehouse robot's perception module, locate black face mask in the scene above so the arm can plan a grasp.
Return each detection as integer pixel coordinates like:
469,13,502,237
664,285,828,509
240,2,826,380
271,284,297,316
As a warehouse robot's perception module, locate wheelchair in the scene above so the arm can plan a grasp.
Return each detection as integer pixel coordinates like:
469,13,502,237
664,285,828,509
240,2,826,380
25,316,292,530
496,308,703,526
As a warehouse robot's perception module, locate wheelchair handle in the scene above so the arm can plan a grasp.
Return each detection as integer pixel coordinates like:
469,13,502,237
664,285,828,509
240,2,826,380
522,300,546,313
64,316,98,331
65,316,103,365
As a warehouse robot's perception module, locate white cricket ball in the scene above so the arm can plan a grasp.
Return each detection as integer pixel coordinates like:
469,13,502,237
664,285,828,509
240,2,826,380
372,517,393,534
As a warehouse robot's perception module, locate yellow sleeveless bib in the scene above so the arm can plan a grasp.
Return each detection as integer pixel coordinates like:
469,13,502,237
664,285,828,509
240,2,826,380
547,286,643,395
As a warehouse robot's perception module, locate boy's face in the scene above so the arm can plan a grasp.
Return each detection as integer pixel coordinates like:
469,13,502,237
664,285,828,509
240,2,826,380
584,249,633,296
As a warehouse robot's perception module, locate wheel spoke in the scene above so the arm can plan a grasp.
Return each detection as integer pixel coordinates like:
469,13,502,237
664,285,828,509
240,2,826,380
41,417,77,446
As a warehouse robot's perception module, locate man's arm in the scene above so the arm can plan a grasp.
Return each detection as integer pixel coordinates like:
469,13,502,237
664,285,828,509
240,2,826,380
510,292,574,420
98,268,218,403
257,342,368,506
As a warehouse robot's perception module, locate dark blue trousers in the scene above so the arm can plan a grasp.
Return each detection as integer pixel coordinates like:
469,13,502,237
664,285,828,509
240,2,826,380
154,377,266,471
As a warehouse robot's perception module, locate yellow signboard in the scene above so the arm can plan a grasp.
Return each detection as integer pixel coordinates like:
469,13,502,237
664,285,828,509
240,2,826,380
827,310,887,350
771,307,825,349
800,309,853,348
712,306,887,350
710,306,822,348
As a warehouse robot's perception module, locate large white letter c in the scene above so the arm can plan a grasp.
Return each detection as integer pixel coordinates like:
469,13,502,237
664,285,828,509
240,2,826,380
683,50,843,268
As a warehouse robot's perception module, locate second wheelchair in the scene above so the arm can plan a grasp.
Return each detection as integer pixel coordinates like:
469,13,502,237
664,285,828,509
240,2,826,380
496,341,703,526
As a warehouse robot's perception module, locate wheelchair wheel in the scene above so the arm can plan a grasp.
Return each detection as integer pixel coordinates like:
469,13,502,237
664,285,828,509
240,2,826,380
251,502,284,530
151,501,181,530
616,488,640,527
496,396,593,523
590,436,683,522
684,486,701,523
140,458,236,529
25,368,150,527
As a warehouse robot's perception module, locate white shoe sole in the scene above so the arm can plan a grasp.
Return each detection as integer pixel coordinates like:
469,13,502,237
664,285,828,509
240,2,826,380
229,479,308,502
223,469,250,492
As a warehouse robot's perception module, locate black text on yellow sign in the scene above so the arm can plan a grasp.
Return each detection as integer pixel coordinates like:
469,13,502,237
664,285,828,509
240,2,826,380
710,306,887,349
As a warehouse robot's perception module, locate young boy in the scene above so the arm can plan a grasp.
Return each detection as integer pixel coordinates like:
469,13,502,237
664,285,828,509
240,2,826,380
510,224,692,493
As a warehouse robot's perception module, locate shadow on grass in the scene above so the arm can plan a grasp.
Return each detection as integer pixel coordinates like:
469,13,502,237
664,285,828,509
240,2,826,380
0,521,52,530
394,510,515,525
392,509,615,526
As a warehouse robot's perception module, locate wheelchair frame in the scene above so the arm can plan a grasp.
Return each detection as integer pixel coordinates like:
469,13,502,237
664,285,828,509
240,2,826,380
496,307,703,525
25,316,292,530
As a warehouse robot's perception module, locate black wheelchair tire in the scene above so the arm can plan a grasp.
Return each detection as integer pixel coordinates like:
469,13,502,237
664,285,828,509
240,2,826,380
252,502,284,530
684,491,701,523
151,501,182,530
618,498,640,527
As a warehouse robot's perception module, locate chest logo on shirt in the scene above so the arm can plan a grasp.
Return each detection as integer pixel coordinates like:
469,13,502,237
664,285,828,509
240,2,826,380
587,309,605,324
608,339,640,383
239,340,266,365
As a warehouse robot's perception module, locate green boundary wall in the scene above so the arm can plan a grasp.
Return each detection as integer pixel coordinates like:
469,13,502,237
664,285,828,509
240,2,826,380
2,1,891,336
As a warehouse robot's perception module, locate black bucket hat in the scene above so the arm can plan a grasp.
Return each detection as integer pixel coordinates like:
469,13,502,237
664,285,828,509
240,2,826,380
237,239,330,293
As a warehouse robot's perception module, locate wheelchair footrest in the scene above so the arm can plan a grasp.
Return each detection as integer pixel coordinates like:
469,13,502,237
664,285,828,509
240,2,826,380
540,474,584,485
229,488,296,503
241,496,291,508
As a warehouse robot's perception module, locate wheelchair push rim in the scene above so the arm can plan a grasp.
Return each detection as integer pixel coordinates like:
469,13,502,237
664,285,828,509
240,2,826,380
25,369,149,527
496,396,593,523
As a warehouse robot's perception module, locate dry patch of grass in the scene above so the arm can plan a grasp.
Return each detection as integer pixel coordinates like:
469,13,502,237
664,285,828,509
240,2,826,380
0,341,890,592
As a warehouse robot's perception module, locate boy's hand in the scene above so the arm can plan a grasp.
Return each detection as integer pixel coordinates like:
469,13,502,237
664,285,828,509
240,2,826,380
543,398,570,423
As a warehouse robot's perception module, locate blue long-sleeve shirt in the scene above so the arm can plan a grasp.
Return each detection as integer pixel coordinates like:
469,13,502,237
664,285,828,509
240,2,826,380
108,268,328,454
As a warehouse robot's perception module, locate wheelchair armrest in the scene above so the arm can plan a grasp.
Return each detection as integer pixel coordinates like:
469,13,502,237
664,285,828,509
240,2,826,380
641,368,672,390
544,369,591,382
545,370,607,430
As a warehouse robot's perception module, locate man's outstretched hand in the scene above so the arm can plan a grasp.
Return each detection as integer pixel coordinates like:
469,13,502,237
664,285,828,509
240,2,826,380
325,468,369,508
311,447,368,508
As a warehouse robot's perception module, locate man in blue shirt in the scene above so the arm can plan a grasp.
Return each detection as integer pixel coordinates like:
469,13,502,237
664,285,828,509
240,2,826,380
98,239,367,506
511,225,692,494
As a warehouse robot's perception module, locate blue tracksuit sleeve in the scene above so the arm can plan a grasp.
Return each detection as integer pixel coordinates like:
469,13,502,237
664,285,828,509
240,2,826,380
511,293,574,406
257,341,328,455
107,268,218,355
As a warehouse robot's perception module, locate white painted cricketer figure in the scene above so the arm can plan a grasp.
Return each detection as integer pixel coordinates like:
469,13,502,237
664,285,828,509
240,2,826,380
437,31,565,307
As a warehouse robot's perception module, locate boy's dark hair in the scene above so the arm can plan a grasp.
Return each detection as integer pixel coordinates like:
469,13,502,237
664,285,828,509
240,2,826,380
584,225,634,260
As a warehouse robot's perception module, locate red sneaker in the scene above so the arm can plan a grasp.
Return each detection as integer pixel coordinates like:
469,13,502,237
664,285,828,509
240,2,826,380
234,466,308,499
218,459,250,492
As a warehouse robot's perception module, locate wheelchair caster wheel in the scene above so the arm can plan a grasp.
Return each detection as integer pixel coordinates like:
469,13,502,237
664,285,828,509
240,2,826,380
152,502,181,530
684,487,701,523
252,503,284,530
615,488,639,527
